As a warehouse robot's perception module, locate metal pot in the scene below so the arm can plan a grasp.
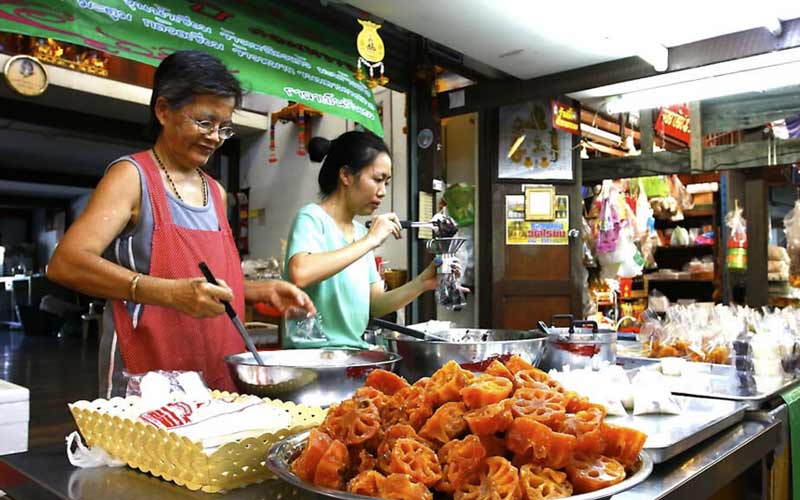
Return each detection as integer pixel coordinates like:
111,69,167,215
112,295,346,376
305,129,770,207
377,328,547,382
538,314,617,372
225,349,401,408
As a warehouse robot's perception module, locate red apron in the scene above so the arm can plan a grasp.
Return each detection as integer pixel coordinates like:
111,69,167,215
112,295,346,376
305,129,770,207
112,151,245,392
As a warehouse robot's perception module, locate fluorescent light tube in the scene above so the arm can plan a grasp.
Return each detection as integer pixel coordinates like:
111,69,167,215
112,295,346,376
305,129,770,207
605,60,800,114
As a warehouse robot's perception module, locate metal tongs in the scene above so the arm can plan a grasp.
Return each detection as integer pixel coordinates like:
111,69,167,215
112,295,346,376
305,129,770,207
199,262,264,365
366,214,458,238
371,317,450,342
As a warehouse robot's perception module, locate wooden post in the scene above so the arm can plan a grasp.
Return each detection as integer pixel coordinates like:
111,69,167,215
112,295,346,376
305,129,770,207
690,101,703,172
639,109,654,156
744,170,768,307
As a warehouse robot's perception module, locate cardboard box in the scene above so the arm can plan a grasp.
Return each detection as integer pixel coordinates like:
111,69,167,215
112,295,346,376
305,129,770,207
0,378,29,455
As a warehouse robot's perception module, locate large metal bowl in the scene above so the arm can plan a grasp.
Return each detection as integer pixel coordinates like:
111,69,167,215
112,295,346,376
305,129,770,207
225,349,401,408
377,328,547,382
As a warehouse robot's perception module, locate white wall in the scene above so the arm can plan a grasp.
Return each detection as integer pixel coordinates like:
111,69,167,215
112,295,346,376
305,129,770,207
240,89,409,274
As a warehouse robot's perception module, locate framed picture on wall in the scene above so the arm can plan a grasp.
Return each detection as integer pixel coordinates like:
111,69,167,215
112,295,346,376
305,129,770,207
524,186,555,220
498,100,574,181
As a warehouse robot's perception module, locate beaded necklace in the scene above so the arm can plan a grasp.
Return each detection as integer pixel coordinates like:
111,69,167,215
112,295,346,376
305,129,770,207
152,148,207,206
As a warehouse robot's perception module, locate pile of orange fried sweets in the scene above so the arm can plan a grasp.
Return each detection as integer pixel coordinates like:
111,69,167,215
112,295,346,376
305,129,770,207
290,355,647,500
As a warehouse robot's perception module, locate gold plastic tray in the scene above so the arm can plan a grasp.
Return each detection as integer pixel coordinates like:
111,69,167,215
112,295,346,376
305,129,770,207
69,390,327,493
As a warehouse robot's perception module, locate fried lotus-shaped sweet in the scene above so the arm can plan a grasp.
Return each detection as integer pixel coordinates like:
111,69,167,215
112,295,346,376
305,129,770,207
290,428,333,482
513,368,551,389
354,386,389,412
464,400,513,435
380,473,433,500
347,469,385,496
376,424,429,474
381,385,434,431
428,360,476,407
519,464,573,500
320,398,381,446
601,423,647,469
312,439,348,490
559,406,606,455
455,456,522,500
436,435,487,494
509,387,566,429
388,437,442,487
365,368,409,396
485,359,515,383
351,447,377,474
419,401,469,445
503,355,534,374
565,454,626,493
461,375,514,409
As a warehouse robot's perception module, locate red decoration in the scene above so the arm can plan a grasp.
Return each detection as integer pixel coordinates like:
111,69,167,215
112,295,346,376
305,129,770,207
297,107,306,156
268,122,277,164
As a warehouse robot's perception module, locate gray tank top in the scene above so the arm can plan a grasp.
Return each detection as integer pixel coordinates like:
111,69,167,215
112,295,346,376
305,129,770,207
99,154,220,397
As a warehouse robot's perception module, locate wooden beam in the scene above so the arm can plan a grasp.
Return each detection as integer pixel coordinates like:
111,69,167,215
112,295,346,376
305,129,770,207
584,140,626,157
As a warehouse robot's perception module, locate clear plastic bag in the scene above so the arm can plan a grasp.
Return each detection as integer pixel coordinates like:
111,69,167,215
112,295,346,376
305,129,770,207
288,312,327,344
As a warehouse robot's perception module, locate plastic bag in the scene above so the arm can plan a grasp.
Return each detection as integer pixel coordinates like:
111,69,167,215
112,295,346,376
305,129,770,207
631,371,682,415
596,195,620,254
66,431,125,468
126,370,211,411
442,183,475,227
784,200,800,285
288,312,327,344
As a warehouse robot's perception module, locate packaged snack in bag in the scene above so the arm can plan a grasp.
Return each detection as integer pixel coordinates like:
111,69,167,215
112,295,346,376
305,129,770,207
726,201,747,272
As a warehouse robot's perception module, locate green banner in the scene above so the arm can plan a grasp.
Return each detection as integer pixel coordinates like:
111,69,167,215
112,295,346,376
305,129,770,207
0,0,383,136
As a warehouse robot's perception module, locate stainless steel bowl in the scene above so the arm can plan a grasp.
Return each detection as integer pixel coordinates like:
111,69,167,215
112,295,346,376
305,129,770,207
225,349,401,407
377,328,547,382
267,430,654,500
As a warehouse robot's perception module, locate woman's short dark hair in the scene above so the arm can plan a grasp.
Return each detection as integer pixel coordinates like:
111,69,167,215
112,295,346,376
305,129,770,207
309,131,390,197
148,50,242,137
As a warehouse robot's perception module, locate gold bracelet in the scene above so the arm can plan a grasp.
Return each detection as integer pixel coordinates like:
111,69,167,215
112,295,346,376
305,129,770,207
129,273,142,302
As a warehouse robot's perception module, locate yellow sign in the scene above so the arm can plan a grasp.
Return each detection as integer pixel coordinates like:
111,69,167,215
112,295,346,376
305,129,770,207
3,55,48,97
355,19,388,88
356,20,385,63
506,194,569,245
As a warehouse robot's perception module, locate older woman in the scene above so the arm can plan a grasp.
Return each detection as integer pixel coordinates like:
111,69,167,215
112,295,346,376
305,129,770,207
48,50,315,397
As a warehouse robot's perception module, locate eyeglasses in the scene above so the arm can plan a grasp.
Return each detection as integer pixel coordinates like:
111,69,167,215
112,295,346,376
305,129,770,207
185,114,235,140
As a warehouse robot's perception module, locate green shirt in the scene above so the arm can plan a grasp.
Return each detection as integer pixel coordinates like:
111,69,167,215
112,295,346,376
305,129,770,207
283,203,380,349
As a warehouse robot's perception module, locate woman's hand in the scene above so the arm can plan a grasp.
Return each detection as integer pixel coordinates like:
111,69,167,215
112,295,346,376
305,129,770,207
366,213,403,248
249,279,317,318
418,258,469,293
169,277,234,318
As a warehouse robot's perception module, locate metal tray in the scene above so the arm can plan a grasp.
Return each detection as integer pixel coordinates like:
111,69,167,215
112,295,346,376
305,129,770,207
267,431,654,500
606,396,748,463
624,361,800,410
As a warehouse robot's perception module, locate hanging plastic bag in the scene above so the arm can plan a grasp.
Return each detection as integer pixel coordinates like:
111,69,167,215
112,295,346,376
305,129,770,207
442,183,475,227
726,201,747,272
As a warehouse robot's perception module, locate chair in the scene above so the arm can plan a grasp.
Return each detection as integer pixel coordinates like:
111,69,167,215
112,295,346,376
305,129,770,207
81,302,104,341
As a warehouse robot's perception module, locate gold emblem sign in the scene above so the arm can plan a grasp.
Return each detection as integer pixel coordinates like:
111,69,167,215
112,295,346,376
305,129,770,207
357,19,385,63
3,55,48,97
355,19,388,88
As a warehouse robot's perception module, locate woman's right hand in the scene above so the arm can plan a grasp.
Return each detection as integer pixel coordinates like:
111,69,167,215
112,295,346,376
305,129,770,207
169,277,234,318
366,212,403,248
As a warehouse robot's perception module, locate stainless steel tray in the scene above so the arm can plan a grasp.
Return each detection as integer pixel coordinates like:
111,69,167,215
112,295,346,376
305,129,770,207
267,430,654,500
606,396,748,463
625,361,800,410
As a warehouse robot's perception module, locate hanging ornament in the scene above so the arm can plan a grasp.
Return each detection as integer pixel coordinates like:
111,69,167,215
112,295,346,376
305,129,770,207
268,121,277,164
296,107,306,156
355,19,389,88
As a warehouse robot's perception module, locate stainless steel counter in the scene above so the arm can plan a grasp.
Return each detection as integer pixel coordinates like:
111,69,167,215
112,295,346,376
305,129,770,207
0,412,783,500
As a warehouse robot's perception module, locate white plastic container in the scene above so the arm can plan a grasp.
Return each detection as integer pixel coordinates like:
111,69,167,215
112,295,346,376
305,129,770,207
0,378,29,455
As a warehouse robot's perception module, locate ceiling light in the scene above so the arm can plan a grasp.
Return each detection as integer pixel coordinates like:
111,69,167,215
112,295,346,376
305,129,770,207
605,59,800,114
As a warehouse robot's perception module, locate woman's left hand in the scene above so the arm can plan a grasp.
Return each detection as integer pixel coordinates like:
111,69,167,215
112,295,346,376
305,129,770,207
419,258,467,292
255,280,317,318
